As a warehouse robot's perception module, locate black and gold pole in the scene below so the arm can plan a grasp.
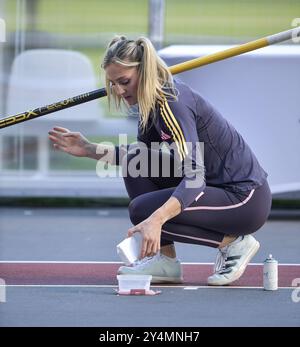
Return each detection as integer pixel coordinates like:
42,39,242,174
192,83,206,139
1,27,299,130
0,88,107,129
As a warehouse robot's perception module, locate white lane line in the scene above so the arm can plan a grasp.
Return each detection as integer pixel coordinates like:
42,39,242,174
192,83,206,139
182,286,296,290
1,284,117,288
182,262,300,266
0,284,295,289
0,260,123,264
0,261,300,266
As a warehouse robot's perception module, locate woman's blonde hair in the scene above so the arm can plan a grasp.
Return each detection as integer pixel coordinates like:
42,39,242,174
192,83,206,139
102,35,177,132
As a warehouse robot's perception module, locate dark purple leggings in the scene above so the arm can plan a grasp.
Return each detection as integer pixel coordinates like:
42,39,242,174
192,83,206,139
122,149,272,248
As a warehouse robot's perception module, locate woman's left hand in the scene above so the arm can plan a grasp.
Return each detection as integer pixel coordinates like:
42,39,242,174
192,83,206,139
127,216,162,259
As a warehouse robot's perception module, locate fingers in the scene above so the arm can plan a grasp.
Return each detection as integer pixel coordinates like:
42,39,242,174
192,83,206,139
48,129,77,146
62,132,79,138
48,126,76,140
127,227,138,238
139,238,159,258
140,239,149,259
149,241,160,257
128,224,160,258
48,130,73,138
48,134,67,148
48,130,64,141
53,126,69,133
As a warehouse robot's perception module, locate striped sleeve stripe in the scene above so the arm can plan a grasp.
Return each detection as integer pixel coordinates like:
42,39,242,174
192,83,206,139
159,103,184,161
158,98,188,160
163,98,188,156
158,100,185,160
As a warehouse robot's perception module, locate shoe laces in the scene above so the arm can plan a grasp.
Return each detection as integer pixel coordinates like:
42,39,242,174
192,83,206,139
132,254,160,268
214,241,242,274
214,248,228,273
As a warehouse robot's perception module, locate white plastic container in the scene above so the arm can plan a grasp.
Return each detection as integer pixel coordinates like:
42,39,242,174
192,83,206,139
263,254,278,291
116,233,141,265
117,275,152,291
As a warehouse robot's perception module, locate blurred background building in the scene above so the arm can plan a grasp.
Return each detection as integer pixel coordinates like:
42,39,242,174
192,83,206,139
0,0,299,199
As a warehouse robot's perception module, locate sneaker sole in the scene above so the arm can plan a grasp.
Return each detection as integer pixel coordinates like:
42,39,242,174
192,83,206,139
208,240,260,286
151,276,184,284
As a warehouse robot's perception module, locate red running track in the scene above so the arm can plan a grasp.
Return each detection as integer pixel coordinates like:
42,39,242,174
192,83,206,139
0,262,299,287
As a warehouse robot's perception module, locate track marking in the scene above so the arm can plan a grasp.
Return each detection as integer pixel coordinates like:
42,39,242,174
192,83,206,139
0,260,123,264
0,260,300,266
1,261,298,288
0,284,295,289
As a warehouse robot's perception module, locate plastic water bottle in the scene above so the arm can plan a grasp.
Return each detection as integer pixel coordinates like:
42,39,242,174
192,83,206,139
263,254,278,291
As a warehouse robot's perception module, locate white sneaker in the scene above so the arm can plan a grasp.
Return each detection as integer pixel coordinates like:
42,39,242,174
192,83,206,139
117,253,183,283
207,235,260,286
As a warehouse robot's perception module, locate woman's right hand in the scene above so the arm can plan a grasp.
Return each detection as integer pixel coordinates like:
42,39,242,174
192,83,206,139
48,126,91,157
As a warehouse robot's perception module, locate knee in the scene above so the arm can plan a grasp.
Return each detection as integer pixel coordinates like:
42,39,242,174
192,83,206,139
128,196,146,225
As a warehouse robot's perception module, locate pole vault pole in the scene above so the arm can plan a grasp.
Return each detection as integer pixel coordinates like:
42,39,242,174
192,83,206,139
0,27,299,130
